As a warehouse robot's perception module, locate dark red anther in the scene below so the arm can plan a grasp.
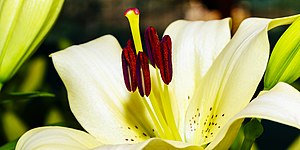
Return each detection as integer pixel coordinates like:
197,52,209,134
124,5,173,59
136,52,151,97
159,35,173,84
144,26,173,85
145,26,160,66
121,39,138,92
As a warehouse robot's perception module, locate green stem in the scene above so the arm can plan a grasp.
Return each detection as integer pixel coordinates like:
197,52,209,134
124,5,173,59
241,139,255,150
241,118,263,150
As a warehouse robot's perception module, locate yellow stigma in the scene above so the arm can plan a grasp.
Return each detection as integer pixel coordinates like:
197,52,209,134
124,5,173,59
125,8,143,53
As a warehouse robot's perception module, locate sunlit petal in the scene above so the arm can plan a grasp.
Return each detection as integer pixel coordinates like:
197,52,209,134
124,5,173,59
16,126,102,150
93,138,202,150
163,18,231,137
51,35,154,144
185,15,300,145
164,18,231,77
209,82,300,149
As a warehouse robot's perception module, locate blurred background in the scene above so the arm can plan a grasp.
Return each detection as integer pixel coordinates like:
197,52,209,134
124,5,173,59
1,0,299,149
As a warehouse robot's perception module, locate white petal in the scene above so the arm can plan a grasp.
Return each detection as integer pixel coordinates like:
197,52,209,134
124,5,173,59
185,15,299,144
163,18,231,137
164,18,231,77
52,35,154,144
208,82,300,149
16,126,102,150
93,138,202,150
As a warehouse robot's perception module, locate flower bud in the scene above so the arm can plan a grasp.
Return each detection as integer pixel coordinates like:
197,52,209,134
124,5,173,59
0,0,64,88
264,17,300,89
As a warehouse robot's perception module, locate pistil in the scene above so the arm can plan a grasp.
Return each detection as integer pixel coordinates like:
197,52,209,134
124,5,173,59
124,8,151,97
124,8,143,53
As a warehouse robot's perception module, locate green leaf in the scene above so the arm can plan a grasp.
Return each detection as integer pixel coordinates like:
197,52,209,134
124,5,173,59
0,139,18,150
0,91,55,103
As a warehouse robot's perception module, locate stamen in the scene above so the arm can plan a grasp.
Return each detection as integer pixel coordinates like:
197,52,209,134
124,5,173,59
121,40,137,92
160,35,172,84
145,26,160,66
136,52,151,97
122,8,181,141
124,8,143,53
144,27,173,85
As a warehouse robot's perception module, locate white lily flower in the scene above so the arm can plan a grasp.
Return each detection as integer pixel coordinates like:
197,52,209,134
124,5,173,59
16,9,300,150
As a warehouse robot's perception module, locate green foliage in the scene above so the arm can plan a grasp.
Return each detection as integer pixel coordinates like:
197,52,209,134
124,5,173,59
0,139,17,150
241,119,264,150
264,17,300,89
0,92,54,104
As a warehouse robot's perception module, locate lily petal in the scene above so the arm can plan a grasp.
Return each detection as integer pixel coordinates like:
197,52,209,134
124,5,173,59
16,126,102,150
94,138,202,150
163,18,231,136
51,35,154,144
185,15,300,145
164,18,231,77
209,82,300,149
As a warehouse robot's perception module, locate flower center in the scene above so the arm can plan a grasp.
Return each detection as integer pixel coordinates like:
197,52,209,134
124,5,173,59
121,8,182,141
122,8,173,97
